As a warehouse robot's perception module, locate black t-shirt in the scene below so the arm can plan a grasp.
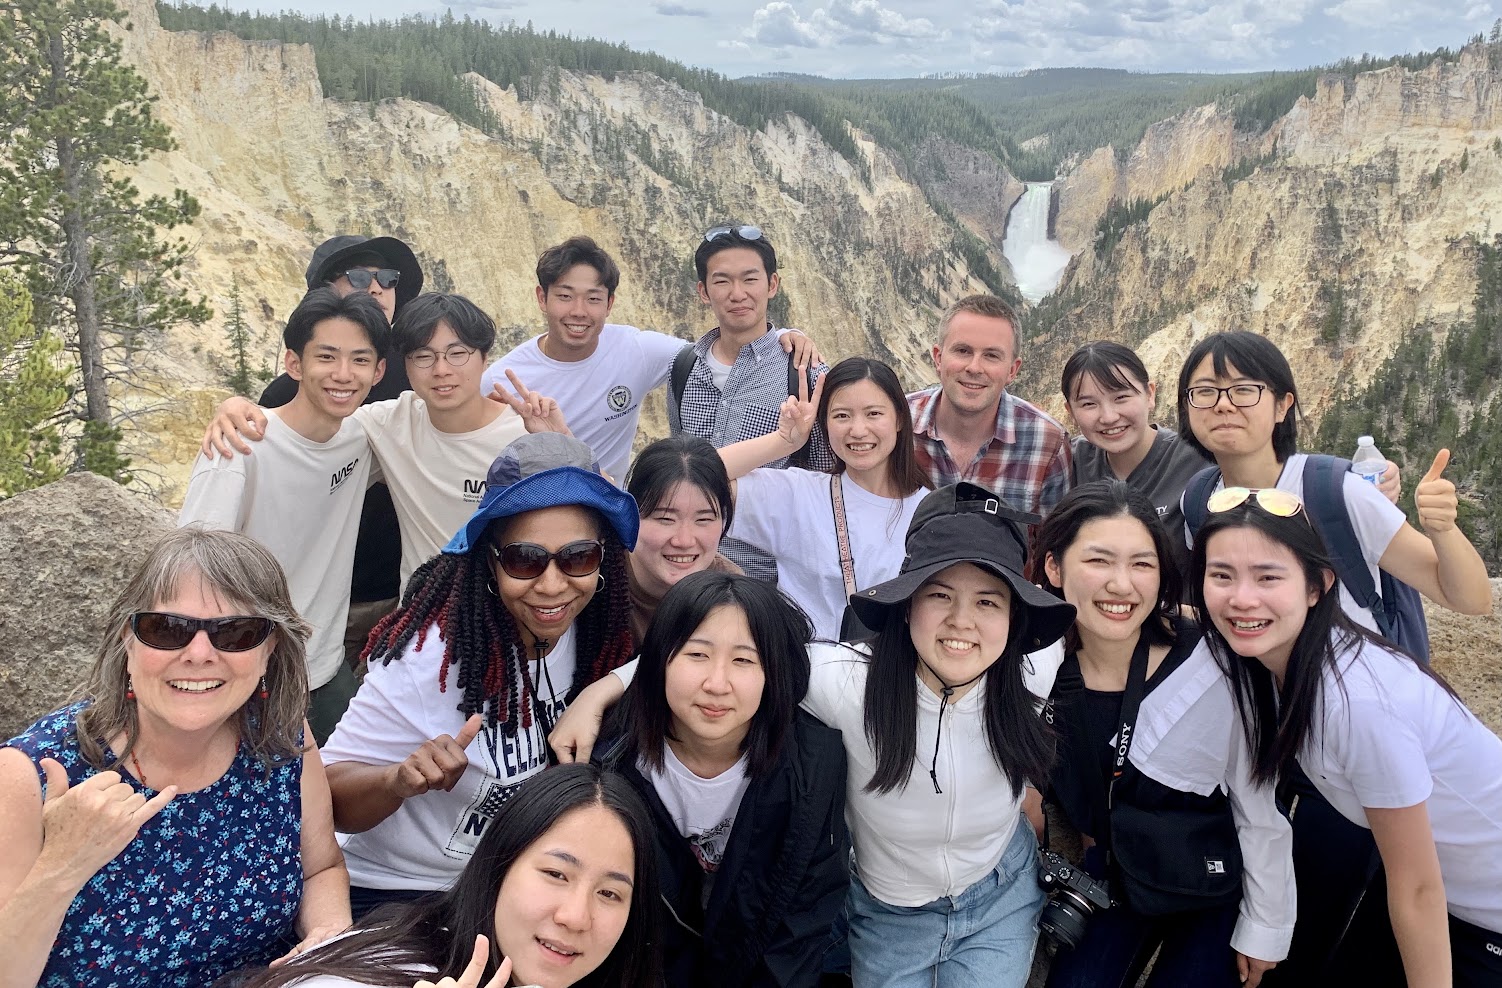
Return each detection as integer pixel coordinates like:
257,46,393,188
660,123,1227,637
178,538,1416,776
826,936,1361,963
258,361,410,602
1047,617,1200,842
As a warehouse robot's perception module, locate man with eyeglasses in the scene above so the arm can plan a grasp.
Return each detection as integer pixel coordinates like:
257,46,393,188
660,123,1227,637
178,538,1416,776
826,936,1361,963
201,293,533,596
669,223,834,581
180,288,390,744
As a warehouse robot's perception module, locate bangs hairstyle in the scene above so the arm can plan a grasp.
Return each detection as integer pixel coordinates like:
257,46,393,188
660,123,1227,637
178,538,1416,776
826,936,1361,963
1060,341,1151,403
622,572,812,779
860,578,1053,797
1189,503,1459,786
283,286,391,359
626,435,734,534
1176,331,1300,463
818,357,930,503
76,527,311,773
1030,480,1181,653
693,224,777,283
391,293,497,358
223,764,663,988
536,235,621,297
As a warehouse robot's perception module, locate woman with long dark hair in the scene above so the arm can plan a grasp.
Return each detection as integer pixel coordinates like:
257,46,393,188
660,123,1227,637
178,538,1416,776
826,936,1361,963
1192,490,1502,987
622,436,741,644
715,356,931,639
1033,481,1293,988
321,433,638,915
593,571,848,987
553,483,1077,987
226,763,662,988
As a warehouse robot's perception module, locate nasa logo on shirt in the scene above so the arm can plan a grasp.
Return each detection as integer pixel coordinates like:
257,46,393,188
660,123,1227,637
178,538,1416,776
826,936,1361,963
607,385,632,413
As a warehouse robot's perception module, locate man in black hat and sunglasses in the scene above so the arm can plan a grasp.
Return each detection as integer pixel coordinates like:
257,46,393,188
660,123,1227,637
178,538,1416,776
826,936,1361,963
668,223,835,582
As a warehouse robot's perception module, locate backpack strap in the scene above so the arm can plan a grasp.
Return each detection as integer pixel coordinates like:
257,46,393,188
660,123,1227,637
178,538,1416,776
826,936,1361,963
669,343,697,418
1299,455,1383,615
1181,465,1223,540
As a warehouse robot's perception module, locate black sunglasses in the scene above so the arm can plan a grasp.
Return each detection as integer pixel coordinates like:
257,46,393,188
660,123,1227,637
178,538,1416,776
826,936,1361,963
702,224,765,244
339,268,401,290
489,540,605,580
130,612,275,652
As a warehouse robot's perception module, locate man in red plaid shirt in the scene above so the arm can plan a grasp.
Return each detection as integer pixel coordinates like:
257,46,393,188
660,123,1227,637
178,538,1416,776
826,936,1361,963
907,294,1071,516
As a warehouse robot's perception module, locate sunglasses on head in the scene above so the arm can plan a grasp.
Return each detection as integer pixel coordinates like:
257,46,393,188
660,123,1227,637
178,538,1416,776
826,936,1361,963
1206,486,1305,518
489,540,605,580
702,224,765,245
130,612,275,651
339,268,401,290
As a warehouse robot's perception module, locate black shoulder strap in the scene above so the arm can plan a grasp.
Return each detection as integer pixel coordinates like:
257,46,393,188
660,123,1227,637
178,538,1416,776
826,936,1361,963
787,347,803,397
669,344,697,414
1181,464,1223,539
1300,455,1381,612
1107,636,1153,809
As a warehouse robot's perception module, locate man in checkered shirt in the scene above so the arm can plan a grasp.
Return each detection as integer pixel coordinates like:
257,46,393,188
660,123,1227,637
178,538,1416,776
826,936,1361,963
667,224,834,581
908,294,1071,516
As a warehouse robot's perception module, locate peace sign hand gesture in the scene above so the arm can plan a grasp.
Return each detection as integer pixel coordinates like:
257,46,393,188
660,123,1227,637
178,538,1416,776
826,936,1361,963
492,369,572,436
414,934,514,988
774,369,824,452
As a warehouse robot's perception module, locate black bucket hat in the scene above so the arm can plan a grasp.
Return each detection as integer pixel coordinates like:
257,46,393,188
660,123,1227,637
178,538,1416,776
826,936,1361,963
305,235,424,312
848,483,1076,651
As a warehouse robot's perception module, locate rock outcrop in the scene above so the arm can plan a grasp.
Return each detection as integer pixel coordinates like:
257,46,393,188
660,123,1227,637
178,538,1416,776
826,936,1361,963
107,0,1003,499
0,474,174,740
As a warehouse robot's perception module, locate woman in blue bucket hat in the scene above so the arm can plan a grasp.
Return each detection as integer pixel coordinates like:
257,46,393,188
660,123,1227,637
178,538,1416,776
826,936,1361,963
320,433,640,917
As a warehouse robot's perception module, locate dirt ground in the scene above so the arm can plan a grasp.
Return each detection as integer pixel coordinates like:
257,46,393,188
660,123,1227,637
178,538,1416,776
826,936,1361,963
1426,578,1502,735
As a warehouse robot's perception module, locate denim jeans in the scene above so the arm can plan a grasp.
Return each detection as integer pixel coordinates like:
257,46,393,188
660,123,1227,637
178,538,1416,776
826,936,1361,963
1043,846,1240,988
848,820,1043,988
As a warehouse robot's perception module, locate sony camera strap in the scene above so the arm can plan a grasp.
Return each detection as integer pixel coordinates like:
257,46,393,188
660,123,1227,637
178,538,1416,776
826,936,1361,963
1106,635,1152,811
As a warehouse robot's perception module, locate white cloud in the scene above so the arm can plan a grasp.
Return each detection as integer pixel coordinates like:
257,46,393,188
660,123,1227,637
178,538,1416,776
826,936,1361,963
1324,0,1486,28
747,0,944,50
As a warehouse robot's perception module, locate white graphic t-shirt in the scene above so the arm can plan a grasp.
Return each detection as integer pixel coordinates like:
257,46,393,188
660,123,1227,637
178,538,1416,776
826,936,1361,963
640,745,751,873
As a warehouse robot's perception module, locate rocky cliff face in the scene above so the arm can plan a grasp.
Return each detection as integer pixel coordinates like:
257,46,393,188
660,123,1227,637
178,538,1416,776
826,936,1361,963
1027,45,1502,431
110,0,998,496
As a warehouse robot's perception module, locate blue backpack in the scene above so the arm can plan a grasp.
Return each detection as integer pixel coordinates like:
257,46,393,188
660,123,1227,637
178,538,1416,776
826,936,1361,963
1181,455,1430,663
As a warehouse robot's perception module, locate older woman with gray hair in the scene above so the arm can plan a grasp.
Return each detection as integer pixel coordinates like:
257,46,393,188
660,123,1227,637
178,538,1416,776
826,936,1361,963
0,527,350,987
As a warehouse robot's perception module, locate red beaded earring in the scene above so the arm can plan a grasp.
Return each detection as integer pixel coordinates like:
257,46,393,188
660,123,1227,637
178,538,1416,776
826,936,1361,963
126,677,136,701
258,676,268,700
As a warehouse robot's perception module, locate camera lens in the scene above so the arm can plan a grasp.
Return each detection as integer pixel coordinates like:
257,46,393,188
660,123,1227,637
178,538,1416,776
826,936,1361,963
1039,891,1092,950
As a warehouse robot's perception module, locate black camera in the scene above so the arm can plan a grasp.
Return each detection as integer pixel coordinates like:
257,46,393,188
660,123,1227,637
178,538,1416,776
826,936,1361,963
1036,849,1112,950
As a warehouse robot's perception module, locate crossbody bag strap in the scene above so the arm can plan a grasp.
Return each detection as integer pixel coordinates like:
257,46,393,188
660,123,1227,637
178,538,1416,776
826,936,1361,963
829,474,857,600
1107,635,1153,811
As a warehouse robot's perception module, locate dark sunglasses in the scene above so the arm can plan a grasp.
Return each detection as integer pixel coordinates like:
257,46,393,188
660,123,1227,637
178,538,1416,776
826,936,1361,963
702,224,765,244
489,540,605,580
130,612,275,652
339,268,401,290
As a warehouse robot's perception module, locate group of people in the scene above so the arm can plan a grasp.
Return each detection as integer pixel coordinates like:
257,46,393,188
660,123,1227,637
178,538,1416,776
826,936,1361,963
0,222,1499,988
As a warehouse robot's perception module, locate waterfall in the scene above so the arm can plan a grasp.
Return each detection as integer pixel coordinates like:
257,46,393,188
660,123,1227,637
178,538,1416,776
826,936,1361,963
1002,182,1073,303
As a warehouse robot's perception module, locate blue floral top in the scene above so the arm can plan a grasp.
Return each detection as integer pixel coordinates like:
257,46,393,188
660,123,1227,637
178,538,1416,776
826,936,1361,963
5,702,305,987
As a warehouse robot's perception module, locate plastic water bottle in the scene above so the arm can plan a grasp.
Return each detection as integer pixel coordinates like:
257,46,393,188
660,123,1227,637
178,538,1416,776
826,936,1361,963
1352,436,1386,486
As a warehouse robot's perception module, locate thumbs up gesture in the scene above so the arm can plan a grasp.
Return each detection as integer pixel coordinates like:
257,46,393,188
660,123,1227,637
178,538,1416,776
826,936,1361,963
1415,449,1459,535
37,758,176,888
386,714,484,800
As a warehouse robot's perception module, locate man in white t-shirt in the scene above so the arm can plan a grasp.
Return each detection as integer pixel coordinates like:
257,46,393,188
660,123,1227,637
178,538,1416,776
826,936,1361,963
180,288,391,744
202,293,531,593
481,235,823,488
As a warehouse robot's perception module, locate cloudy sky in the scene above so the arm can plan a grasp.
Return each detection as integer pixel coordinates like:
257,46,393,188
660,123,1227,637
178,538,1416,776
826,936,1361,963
279,0,1495,78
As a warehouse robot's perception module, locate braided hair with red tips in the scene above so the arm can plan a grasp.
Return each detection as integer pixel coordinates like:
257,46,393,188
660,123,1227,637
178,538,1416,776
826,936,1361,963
360,511,636,735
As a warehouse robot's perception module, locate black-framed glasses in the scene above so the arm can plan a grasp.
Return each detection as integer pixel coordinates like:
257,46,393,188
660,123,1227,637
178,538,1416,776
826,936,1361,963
408,345,477,369
702,224,765,244
339,268,401,290
130,612,275,652
490,540,605,580
1184,384,1267,409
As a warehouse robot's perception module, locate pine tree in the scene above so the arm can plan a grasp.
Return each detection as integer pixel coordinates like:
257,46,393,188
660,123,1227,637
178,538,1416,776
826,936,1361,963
0,0,211,481
222,276,255,397
0,271,70,495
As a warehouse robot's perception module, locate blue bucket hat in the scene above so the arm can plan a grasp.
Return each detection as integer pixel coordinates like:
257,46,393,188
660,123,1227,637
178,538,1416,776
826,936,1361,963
443,433,639,555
